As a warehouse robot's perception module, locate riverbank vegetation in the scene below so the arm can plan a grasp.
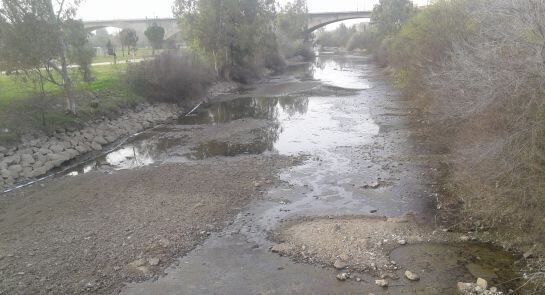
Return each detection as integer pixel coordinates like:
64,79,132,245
174,0,281,82
0,0,311,146
126,52,213,104
276,0,314,61
0,64,143,143
363,0,545,286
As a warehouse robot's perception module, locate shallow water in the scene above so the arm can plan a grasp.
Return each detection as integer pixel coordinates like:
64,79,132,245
67,56,378,175
389,243,521,293
118,54,524,294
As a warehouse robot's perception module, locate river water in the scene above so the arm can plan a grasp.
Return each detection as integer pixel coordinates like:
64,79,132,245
63,54,521,294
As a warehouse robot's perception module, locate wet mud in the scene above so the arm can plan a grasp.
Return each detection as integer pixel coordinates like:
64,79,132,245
119,54,523,294
0,54,524,294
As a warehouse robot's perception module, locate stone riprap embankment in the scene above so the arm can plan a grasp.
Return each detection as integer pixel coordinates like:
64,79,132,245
0,103,182,191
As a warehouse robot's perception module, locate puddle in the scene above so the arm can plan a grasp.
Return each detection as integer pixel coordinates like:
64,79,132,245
390,243,522,293
66,132,185,175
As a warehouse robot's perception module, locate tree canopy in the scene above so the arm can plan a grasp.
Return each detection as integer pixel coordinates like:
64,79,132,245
174,0,282,82
372,0,416,36
144,23,165,54
0,0,92,114
277,0,308,40
119,28,139,57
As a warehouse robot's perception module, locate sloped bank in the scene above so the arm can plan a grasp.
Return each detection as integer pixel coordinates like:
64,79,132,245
0,103,183,192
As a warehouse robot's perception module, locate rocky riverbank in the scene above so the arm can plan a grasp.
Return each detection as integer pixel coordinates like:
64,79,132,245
0,103,183,191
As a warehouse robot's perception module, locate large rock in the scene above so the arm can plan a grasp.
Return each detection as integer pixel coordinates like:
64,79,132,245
8,164,23,174
64,149,80,158
1,169,12,179
404,270,420,281
36,154,47,164
94,136,108,145
42,161,55,171
32,161,44,170
49,144,65,153
7,165,23,179
32,166,48,178
48,153,68,162
47,154,68,167
91,142,102,151
375,279,388,287
20,153,35,166
104,133,118,143
75,145,90,154
37,148,51,155
83,132,95,140
21,167,34,179
336,272,349,281
334,259,349,270
3,155,20,166
457,282,474,294
61,141,73,150
476,278,487,289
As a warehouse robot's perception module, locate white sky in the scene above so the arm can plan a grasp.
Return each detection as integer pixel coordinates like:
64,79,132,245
78,0,429,29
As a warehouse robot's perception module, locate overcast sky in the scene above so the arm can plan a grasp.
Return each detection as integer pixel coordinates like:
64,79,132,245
77,0,429,20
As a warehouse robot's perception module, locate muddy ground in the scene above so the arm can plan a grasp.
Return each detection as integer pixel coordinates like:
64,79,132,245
0,54,530,295
0,155,296,294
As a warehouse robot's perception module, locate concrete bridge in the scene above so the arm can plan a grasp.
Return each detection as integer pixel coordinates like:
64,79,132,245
306,11,372,33
83,11,372,40
84,18,180,41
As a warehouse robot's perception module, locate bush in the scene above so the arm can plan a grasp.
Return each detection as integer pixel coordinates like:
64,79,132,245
277,36,314,62
383,0,545,264
125,52,214,104
426,0,545,249
387,0,476,94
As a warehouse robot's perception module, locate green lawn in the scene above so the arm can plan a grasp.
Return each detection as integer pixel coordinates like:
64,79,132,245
0,63,143,145
92,48,163,64
0,63,127,104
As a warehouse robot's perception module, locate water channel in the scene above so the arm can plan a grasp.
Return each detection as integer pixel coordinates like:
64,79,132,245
63,54,521,294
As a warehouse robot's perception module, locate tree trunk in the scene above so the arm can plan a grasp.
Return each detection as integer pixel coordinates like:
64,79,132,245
212,50,219,77
46,0,75,114
59,30,75,114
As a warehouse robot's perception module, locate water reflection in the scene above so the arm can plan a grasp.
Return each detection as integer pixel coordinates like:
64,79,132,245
178,96,309,125
312,55,371,90
66,54,378,175
67,134,184,175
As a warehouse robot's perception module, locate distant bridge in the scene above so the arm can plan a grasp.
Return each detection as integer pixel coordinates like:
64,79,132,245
83,11,372,40
306,11,372,33
83,18,180,41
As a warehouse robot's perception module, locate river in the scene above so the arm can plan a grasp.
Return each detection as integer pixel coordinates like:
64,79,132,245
106,54,519,294
0,53,522,294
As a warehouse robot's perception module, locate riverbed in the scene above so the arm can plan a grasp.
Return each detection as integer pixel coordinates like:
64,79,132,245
0,54,522,294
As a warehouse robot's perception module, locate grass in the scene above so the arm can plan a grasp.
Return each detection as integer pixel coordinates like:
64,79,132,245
0,63,144,146
0,63,127,103
92,48,164,64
